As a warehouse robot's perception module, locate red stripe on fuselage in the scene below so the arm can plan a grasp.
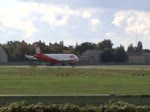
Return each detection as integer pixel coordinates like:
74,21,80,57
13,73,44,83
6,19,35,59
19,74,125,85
34,53,59,63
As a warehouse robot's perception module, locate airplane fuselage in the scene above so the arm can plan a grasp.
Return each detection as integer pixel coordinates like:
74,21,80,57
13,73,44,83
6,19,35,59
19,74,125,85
34,53,79,64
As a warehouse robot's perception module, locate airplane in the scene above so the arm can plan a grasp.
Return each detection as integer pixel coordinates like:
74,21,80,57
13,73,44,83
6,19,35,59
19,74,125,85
25,43,79,67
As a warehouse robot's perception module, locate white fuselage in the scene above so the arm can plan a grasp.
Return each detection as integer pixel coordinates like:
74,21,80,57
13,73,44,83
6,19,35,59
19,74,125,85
45,54,79,62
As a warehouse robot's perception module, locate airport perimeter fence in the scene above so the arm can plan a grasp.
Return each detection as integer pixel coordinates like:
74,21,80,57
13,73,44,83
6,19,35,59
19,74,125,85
0,94,150,106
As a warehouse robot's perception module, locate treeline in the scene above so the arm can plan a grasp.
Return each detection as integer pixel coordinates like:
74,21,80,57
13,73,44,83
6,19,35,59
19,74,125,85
0,101,149,112
1,39,150,62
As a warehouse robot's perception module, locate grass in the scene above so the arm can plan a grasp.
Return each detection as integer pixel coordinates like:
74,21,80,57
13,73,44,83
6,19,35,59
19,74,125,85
0,65,149,95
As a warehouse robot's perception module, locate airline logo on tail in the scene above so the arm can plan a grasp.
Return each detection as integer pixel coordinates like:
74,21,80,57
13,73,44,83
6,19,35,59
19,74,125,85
34,44,41,54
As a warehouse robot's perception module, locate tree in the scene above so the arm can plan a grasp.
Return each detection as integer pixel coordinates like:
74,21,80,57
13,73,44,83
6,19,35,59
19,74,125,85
113,45,128,62
100,48,113,62
63,45,76,54
127,44,135,52
76,42,96,54
3,41,20,61
2,45,13,61
12,41,29,61
98,39,113,50
136,41,143,52
49,41,64,53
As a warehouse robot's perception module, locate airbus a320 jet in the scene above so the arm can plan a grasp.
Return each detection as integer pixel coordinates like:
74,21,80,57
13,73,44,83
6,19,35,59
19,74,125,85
25,43,79,67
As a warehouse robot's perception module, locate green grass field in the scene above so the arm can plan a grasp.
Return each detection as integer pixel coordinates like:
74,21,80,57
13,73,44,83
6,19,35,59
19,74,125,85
0,65,150,95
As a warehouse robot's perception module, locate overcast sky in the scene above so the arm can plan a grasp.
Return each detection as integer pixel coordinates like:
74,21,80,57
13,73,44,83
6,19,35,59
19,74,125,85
0,0,150,49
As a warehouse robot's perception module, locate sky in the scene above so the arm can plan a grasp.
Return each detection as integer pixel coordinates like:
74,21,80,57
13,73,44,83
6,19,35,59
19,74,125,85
0,0,150,49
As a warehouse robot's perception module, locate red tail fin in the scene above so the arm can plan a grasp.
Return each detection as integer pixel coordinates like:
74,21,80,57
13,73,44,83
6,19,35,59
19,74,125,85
34,43,42,54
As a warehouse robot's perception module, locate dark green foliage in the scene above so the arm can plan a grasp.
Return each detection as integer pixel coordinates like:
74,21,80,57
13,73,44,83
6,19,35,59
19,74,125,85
127,41,143,53
101,48,114,62
136,41,143,52
98,39,113,51
113,45,128,62
100,46,128,63
1,39,148,63
76,42,97,54
2,40,33,62
127,44,135,52
0,101,149,112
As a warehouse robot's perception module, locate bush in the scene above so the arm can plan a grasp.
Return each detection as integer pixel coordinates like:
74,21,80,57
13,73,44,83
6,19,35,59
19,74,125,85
0,101,149,112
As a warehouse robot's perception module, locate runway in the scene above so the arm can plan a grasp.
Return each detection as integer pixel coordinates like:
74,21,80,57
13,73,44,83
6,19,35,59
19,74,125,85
1,65,150,70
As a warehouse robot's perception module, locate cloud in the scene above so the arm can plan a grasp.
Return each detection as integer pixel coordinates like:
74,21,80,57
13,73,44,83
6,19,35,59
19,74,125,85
83,10,92,19
105,32,115,37
0,26,4,31
1,0,149,50
0,1,37,37
91,18,100,26
0,0,103,38
38,5,101,30
112,12,127,27
19,0,150,12
113,10,150,35
38,5,75,28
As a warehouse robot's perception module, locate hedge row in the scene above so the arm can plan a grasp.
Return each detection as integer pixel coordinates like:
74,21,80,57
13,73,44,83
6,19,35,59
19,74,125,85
0,101,149,112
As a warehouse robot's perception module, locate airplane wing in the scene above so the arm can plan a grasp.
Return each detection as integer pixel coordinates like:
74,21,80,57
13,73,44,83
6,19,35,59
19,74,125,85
25,54,37,60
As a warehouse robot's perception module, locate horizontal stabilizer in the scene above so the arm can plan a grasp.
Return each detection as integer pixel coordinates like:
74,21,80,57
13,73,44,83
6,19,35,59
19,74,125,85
25,54,37,60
